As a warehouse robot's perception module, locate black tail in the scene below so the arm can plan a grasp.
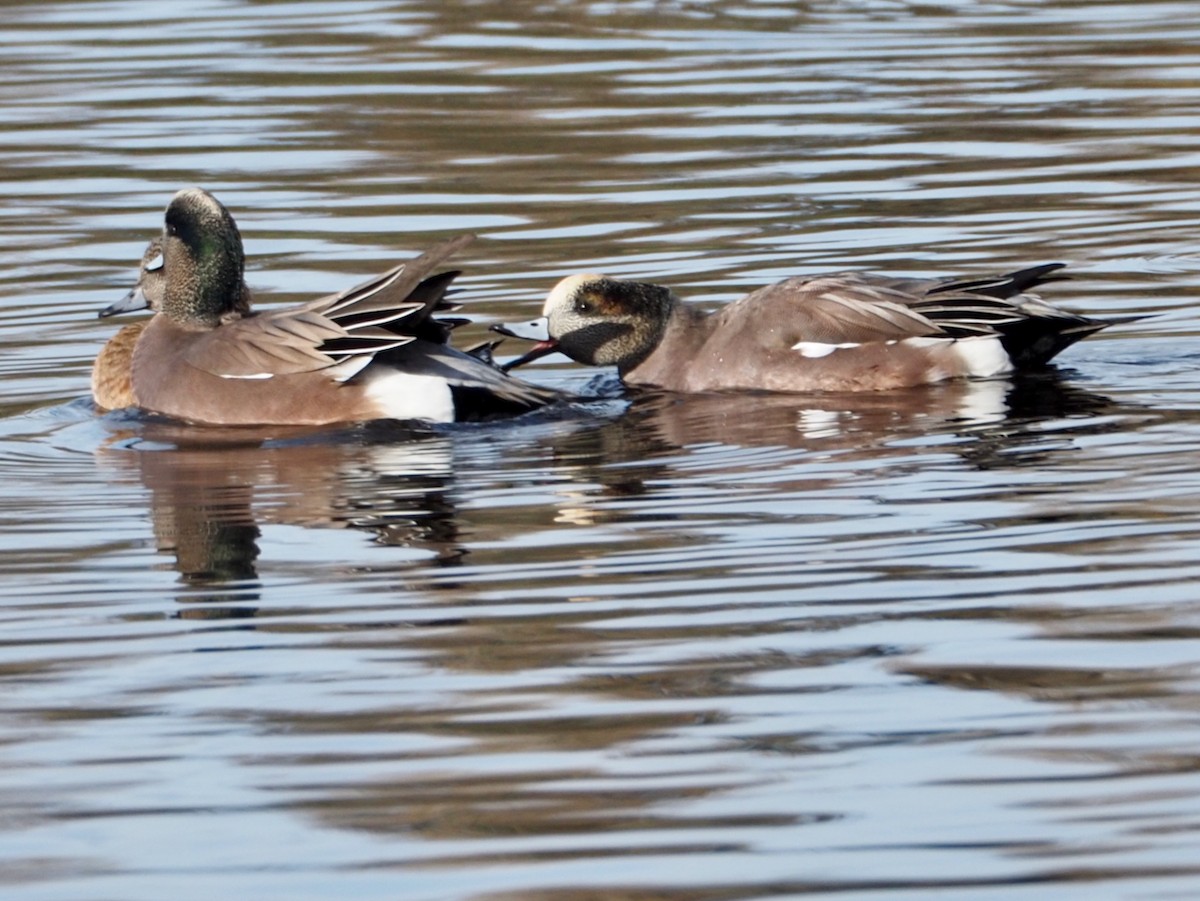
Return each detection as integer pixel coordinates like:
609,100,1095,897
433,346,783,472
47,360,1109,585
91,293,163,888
997,316,1109,368
922,263,1124,368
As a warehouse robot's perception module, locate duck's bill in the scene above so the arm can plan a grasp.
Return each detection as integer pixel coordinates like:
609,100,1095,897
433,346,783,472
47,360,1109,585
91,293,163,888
491,318,561,371
99,285,148,319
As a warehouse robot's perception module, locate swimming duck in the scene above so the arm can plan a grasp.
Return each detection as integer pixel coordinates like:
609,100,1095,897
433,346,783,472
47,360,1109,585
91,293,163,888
96,188,563,425
494,265,1112,393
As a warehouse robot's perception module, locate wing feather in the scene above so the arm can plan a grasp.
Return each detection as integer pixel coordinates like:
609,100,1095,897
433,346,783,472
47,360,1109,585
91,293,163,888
723,276,947,348
721,265,1086,349
181,235,477,378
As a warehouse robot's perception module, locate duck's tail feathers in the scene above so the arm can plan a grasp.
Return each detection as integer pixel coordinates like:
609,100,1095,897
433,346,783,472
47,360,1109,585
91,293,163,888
930,263,1070,299
997,315,1109,368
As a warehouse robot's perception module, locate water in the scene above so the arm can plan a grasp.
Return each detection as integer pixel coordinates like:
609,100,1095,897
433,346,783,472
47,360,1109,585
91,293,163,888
3,1,1200,898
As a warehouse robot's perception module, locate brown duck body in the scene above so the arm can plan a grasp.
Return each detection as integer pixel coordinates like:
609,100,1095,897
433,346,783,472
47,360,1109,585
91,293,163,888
128,303,454,426
619,276,1020,393
499,265,1111,394
95,189,563,425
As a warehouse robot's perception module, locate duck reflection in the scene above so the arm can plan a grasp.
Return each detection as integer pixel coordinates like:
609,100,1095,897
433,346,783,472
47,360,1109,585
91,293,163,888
97,370,1133,608
92,373,1152,856
97,418,476,609
623,370,1125,455
535,370,1135,515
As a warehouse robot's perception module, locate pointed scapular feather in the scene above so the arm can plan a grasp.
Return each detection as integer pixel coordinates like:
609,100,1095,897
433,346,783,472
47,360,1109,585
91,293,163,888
929,263,1069,298
320,333,416,356
183,235,478,379
332,302,426,332
324,235,475,319
798,287,946,342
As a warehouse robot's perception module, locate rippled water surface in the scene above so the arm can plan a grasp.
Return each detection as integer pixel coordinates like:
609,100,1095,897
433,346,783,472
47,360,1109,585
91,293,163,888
4,1,1200,898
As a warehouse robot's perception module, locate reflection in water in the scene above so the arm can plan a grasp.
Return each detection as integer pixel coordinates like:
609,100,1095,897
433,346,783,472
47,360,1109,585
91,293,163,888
102,371,1133,603
540,371,1138,513
97,420,471,610
80,371,1170,881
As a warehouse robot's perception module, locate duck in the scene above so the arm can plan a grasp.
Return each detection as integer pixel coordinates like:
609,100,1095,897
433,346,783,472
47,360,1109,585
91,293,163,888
95,188,564,425
493,265,1113,393
95,235,499,412
94,236,255,412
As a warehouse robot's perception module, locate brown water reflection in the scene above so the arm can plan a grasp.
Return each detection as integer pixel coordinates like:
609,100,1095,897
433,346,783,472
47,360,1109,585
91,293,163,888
102,422,468,589
98,371,1136,599
71,373,1188,896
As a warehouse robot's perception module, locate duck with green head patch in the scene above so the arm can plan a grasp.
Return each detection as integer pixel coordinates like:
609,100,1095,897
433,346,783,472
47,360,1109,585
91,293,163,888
97,188,565,425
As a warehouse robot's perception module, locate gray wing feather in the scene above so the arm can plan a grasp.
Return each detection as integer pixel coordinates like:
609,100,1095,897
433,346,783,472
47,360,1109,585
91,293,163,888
182,235,477,378
727,276,947,346
729,270,1089,347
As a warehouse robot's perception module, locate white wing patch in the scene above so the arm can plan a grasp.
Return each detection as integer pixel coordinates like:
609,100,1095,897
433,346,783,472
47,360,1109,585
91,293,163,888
792,341,862,358
791,334,1013,381
218,372,274,380
899,336,949,350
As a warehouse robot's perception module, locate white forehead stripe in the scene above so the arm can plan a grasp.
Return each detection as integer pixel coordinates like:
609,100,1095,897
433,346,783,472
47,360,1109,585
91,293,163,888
543,272,607,315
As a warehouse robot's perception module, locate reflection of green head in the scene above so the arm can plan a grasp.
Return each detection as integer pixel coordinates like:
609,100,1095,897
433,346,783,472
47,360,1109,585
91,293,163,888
161,188,246,328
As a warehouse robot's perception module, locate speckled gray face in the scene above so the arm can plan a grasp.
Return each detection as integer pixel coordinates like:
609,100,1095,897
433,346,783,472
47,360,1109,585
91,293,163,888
552,276,672,368
99,239,165,319
495,274,674,372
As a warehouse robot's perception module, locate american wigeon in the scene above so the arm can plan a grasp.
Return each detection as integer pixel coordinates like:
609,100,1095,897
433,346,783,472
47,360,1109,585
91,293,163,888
97,188,564,425
94,236,497,411
494,265,1113,393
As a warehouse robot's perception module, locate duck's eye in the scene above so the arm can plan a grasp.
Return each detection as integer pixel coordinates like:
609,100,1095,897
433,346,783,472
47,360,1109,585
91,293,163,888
575,300,592,314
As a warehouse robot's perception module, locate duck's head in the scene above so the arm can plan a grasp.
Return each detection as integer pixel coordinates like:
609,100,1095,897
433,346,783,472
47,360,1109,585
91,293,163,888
495,274,674,372
157,188,246,329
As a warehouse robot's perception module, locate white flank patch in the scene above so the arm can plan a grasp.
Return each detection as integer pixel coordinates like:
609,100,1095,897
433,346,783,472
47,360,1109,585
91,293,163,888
792,341,861,358
219,372,274,380
951,335,1013,378
361,368,456,423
